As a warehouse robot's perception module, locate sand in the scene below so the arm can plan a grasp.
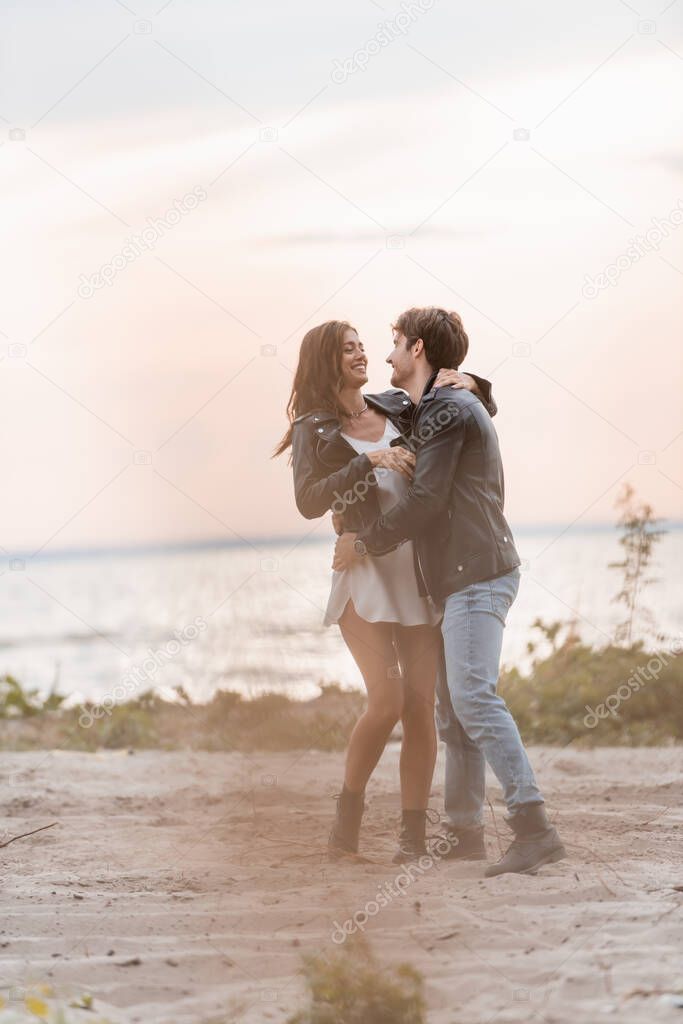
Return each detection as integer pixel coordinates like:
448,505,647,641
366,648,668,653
0,745,681,1023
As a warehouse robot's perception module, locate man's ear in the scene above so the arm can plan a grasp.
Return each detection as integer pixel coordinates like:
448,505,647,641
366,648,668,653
411,337,424,359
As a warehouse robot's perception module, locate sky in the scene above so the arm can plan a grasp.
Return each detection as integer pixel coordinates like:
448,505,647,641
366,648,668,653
1,0,682,554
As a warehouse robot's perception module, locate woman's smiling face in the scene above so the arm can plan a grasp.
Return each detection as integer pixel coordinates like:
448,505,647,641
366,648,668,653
340,328,369,388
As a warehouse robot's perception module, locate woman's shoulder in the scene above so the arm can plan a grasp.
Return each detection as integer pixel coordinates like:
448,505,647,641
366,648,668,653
293,408,338,427
365,389,412,416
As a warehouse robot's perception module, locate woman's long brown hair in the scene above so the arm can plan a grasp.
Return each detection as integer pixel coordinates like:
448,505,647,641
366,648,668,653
273,320,355,457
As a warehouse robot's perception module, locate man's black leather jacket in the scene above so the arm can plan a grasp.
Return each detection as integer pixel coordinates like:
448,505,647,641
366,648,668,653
291,375,496,534
355,371,520,601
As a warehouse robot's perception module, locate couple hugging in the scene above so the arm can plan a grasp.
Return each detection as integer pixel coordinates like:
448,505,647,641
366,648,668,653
275,307,566,877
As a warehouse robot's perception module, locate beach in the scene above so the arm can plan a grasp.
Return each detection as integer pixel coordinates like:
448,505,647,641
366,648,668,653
1,744,681,1023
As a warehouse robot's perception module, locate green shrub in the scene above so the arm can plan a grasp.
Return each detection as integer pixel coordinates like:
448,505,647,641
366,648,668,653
0,675,65,718
1,630,680,751
288,937,426,1024
500,625,682,745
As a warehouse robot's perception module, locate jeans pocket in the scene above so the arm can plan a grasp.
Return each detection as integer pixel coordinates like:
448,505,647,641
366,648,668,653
489,570,519,624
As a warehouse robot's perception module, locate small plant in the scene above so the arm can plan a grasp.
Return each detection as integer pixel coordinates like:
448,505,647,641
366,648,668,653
526,617,576,657
0,986,109,1023
288,936,426,1024
499,632,682,745
609,484,666,644
0,675,65,718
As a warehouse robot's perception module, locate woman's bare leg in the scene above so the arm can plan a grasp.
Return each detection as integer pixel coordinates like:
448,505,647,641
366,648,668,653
338,601,403,793
395,624,441,810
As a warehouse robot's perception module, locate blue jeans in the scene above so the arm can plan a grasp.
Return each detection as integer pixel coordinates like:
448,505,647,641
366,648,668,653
436,568,542,827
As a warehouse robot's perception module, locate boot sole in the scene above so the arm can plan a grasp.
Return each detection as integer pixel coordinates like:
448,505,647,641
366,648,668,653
327,844,357,860
391,851,428,865
327,845,373,864
485,844,567,878
521,844,567,875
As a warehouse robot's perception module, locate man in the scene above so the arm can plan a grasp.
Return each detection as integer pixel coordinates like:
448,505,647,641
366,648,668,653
333,307,566,876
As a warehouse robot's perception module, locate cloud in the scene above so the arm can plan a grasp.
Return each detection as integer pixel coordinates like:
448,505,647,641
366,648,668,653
254,224,493,246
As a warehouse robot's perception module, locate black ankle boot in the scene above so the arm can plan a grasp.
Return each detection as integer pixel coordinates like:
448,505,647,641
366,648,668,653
392,809,428,864
328,785,365,856
485,803,566,877
434,824,487,861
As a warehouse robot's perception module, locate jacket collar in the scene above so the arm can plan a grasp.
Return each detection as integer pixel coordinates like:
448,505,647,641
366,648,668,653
418,370,440,407
297,410,343,444
294,389,413,441
365,389,413,418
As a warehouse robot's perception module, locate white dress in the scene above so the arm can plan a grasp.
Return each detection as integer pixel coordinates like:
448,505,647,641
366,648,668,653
324,420,442,628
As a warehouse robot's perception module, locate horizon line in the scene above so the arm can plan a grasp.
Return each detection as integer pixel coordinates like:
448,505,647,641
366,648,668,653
10,519,683,563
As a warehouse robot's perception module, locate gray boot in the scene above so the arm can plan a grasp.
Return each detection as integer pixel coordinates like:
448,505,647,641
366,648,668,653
392,810,428,864
328,785,365,856
485,803,566,877
435,824,486,861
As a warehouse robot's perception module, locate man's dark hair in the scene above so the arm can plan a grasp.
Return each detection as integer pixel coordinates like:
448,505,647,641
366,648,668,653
393,307,469,370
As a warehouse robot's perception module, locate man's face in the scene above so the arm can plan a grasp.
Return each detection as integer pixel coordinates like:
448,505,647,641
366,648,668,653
386,331,415,388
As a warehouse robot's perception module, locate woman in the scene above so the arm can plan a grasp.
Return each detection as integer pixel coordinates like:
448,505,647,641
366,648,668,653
275,320,495,861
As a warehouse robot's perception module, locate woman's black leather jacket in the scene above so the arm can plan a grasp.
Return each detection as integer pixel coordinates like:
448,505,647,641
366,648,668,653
291,375,495,532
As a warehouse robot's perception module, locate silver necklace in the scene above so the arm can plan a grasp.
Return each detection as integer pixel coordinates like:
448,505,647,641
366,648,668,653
344,401,368,419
